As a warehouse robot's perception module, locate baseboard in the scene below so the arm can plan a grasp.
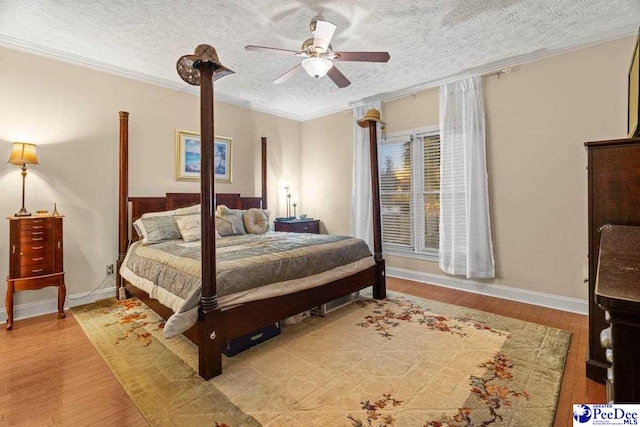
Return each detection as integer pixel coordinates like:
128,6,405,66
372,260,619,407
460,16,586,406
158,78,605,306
0,286,116,325
387,267,588,315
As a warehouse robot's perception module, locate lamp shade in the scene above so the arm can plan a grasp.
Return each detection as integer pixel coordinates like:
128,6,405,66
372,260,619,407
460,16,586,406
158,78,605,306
301,57,333,79
8,142,38,166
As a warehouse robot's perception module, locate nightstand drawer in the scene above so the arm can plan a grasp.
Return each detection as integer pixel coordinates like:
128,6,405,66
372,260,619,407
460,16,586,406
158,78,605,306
275,219,320,234
20,262,54,277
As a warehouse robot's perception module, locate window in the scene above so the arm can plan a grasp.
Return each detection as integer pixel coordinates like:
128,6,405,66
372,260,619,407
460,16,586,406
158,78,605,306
379,128,440,259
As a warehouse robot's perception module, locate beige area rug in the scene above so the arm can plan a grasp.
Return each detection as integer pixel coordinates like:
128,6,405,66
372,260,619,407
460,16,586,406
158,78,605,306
72,292,571,427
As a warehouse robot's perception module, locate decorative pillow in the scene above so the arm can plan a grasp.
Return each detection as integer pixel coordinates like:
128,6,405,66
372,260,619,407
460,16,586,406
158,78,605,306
175,214,201,242
216,205,246,235
133,209,177,244
215,216,235,237
243,208,271,234
176,204,200,216
140,215,181,244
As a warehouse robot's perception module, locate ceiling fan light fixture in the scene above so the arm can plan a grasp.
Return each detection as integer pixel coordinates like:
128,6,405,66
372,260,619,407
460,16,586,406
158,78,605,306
301,57,333,79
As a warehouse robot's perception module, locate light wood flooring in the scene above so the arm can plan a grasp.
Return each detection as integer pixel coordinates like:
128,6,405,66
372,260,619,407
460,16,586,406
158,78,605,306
0,277,605,426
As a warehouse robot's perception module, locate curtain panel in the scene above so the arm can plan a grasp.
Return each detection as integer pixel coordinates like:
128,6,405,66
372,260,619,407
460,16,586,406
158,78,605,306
351,101,381,251
439,76,495,278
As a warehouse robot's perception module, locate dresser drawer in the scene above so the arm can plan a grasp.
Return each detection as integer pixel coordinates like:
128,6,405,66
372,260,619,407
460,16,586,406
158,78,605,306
7,216,66,330
19,219,54,231
20,262,54,277
19,241,54,256
20,252,52,267
19,228,54,243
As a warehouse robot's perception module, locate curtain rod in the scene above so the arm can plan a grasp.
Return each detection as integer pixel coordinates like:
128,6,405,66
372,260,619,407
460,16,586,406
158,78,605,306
349,67,513,110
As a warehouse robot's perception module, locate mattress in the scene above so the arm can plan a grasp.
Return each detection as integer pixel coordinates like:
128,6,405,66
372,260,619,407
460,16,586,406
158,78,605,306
120,231,375,337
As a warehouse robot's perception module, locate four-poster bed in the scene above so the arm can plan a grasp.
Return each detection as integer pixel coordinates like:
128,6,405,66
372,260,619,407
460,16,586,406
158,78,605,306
115,45,386,380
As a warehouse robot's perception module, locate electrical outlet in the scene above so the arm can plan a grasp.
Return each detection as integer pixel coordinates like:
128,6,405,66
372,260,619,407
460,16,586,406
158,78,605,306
106,264,114,276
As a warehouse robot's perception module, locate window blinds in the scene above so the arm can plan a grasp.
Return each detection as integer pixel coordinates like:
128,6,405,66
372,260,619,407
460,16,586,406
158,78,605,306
421,135,440,252
380,136,413,249
379,133,440,255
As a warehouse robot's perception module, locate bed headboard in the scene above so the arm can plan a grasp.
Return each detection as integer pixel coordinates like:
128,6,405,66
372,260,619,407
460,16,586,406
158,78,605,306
129,192,263,241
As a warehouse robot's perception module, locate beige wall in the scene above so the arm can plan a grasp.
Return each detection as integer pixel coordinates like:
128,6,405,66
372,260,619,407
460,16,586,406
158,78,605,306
1,35,635,313
0,46,301,307
302,36,635,301
300,111,354,235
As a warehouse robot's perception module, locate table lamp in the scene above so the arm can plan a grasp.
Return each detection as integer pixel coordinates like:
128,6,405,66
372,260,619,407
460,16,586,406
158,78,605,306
7,142,39,217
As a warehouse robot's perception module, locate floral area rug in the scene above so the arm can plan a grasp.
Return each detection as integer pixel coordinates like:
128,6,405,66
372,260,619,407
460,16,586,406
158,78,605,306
71,292,570,426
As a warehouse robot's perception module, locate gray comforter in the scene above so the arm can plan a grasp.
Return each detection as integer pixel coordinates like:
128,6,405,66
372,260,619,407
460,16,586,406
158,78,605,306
126,231,372,300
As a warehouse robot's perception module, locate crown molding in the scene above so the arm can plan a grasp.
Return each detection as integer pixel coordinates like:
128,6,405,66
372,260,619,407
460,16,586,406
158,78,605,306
297,103,356,121
1,23,637,123
288,23,640,121
214,93,304,122
0,34,196,93
0,34,305,122
357,23,640,107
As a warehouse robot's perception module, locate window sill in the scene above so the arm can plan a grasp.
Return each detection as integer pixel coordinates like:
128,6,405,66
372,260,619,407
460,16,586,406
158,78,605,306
383,250,439,263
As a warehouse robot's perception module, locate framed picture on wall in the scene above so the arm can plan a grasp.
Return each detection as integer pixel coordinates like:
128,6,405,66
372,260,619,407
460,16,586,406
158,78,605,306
175,130,232,182
628,28,640,138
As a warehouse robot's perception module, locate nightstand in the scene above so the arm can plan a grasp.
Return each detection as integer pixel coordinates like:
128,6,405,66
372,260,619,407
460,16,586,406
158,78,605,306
274,219,320,234
6,216,66,330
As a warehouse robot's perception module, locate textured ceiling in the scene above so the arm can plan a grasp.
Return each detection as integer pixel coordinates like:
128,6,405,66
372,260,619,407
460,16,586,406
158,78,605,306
1,1,639,120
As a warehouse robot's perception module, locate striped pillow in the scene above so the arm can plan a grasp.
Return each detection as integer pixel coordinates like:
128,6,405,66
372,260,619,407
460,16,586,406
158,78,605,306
140,215,181,244
175,214,201,242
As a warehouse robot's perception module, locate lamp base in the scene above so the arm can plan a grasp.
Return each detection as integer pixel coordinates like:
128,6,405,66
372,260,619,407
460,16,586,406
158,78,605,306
14,208,31,217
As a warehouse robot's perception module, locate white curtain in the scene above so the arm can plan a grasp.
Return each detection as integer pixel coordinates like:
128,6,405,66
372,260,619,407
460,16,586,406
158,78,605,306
439,76,495,278
351,101,381,252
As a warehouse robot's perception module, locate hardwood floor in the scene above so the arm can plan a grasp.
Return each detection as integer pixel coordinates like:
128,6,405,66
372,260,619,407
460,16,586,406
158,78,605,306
0,311,148,426
0,277,605,426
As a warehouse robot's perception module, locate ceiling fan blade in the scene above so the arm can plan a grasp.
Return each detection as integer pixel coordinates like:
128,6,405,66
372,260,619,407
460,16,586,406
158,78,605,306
334,51,390,62
245,45,300,56
273,63,302,84
327,65,351,88
313,20,337,51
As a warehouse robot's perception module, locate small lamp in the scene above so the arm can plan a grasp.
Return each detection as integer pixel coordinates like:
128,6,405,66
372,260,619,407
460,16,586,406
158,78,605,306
7,142,39,217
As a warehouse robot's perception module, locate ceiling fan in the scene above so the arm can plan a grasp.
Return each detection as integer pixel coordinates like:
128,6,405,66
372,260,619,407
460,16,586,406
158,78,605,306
245,18,390,88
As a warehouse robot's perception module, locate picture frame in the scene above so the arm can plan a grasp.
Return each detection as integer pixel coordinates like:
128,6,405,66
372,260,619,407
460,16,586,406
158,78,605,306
628,28,640,138
175,130,232,182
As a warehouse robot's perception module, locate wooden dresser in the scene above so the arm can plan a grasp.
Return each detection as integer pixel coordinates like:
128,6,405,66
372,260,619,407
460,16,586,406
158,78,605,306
274,219,320,234
6,215,66,330
585,137,640,382
596,225,640,403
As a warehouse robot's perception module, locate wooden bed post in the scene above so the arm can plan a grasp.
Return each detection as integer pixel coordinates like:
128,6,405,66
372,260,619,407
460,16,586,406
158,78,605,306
116,111,129,297
177,45,234,380
358,109,386,300
198,60,222,380
261,137,267,209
